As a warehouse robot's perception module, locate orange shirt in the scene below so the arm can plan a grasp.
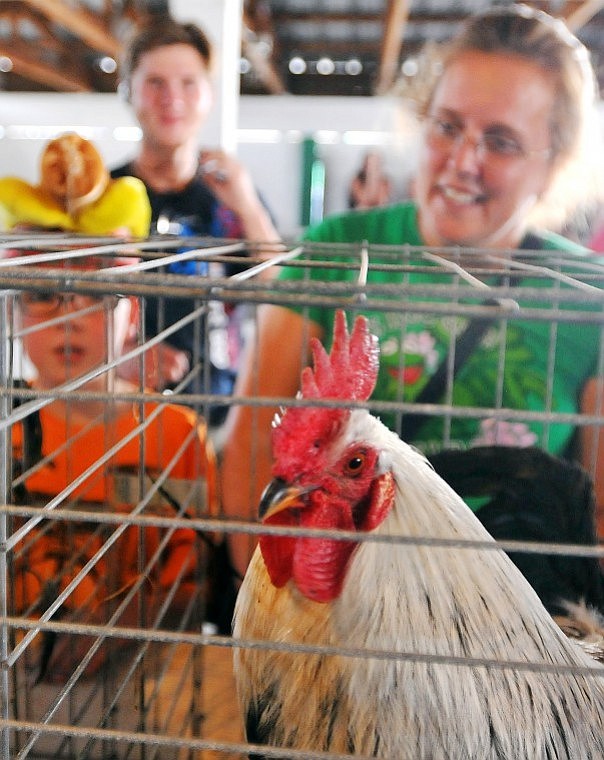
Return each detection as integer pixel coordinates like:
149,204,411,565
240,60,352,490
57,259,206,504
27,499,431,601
11,399,217,621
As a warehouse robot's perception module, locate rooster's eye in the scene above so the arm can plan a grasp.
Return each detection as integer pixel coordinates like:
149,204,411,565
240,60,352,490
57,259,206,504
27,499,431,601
344,451,366,476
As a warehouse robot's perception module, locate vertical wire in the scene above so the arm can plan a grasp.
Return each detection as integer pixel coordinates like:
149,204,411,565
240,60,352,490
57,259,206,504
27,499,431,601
0,290,11,759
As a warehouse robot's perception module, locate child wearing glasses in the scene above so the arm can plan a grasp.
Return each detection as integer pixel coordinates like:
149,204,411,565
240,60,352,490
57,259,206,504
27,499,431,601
9,252,221,681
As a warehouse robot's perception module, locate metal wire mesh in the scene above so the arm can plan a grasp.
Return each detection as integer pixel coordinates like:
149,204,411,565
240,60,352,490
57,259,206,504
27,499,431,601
0,232,603,760
0,232,255,759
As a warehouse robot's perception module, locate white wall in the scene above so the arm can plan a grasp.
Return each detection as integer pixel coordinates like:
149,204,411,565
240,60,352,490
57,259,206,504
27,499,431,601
238,95,420,237
0,92,421,238
0,92,141,179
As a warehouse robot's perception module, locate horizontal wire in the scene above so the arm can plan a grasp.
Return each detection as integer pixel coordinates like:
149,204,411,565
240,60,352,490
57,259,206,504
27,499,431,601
2,718,372,760
4,503,604,558
5,618,604,682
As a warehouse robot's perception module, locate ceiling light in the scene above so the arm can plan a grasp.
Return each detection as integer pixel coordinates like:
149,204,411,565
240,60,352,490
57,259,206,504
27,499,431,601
256,39,272,57
239,57,252,75
401,58,418,77
0,56,13,73
98,56,117,74
344,59,363,76
288,56,307,75
316,57,335,76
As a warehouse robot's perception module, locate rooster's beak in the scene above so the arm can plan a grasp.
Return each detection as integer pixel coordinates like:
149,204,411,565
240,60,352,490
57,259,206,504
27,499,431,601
258,477,317,521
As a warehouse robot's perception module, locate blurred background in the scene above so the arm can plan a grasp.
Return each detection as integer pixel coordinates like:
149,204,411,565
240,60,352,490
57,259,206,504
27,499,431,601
0,0,602,238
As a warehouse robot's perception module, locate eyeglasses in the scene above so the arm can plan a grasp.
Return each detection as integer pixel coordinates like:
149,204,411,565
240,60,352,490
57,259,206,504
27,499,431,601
424,114,551,163
19,291,122,318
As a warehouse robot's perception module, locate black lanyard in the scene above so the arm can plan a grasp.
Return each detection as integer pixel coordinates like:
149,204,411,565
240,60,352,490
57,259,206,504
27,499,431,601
399,233,543,442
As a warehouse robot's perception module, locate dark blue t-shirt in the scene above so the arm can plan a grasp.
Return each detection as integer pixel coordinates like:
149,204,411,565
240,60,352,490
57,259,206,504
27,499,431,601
111,161,251,423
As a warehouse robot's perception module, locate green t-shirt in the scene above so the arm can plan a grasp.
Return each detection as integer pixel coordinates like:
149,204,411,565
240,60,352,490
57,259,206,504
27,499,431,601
278,201,603,464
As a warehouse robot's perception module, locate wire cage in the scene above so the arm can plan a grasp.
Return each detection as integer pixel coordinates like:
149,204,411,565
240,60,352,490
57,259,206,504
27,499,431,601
0,231,603,760
0,232,257,760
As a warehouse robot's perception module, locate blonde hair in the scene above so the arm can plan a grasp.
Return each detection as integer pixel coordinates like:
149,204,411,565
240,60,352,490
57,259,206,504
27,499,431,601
414,4,603,231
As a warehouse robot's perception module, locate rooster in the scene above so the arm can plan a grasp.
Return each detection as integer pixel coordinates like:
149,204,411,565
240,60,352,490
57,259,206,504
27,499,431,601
232,310,604,759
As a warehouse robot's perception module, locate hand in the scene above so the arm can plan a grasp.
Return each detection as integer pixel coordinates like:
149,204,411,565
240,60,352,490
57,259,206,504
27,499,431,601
199,148,265,224
118,339,190,390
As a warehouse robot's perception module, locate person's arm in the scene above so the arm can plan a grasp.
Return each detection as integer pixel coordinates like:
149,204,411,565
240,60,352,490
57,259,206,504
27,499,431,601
580,377,604,541
219,304,324,578
199,149,280,253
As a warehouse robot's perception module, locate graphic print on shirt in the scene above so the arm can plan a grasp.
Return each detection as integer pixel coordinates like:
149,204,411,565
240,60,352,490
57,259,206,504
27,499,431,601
370,312,545,453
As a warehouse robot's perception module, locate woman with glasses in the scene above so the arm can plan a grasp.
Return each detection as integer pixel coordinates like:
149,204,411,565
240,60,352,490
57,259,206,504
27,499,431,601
220,4,604,578
11,254,220,680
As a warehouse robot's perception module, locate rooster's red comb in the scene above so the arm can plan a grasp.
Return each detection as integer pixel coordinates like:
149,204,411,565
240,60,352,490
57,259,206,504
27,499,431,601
272,311,379,470
302,310,379,402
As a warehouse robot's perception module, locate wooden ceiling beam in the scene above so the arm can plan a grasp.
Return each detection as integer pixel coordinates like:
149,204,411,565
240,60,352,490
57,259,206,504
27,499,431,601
241,36,287,94
0,44,88,91
243,3,287,95
21,0,121,56
564,0,604,31
0,7,64,55
376,0,410,95
2,1,603,96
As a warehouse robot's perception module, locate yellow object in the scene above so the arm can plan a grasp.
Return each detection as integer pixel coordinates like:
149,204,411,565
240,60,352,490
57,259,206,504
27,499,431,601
0,177,72,231
74,176,151,238
0,133,151,238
